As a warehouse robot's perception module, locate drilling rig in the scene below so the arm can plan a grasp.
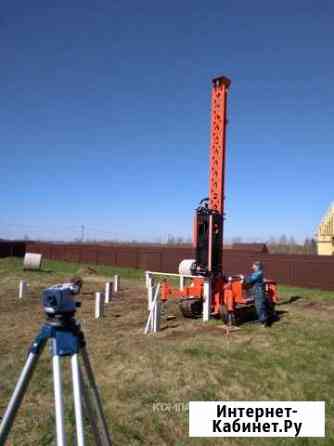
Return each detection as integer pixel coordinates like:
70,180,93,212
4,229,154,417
161,75,278,324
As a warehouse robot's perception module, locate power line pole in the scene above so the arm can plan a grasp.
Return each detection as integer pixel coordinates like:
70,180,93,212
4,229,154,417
80,225,85,243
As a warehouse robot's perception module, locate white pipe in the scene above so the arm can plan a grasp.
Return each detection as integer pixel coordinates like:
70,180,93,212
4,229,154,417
113,275,119,293
153,299,161,333
152,300,157,333
147,277,155,311
179,275,185,291
146,271,204,279
144,283,161,334
202,279,212,322
145,272,151,289
18,280,27,299
104,282,112,303
95,293,103,319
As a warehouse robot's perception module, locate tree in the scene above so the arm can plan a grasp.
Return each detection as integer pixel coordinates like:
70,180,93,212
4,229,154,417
279,235,288,246
232,237,243,244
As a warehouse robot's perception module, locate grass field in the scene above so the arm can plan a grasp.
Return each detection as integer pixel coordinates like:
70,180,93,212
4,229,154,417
0,257,334,445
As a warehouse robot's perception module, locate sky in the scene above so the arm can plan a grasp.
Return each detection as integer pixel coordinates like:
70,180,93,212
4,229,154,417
0,1,333,242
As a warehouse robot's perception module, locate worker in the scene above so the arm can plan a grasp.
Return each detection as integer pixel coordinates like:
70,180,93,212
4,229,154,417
243,261,268,326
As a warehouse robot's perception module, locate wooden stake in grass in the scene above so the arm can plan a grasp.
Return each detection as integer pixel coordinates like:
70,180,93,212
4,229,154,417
95,292,104,319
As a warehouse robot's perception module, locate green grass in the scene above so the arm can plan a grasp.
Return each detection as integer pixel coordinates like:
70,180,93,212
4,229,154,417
278,284,334,300
0,257,334,445
0,256,146,280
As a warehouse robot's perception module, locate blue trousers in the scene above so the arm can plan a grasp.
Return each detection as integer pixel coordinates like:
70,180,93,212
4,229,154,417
255,294,268,323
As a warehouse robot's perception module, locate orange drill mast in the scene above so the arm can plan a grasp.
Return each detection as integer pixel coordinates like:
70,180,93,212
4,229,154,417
193,76,231,278
209,76,230,215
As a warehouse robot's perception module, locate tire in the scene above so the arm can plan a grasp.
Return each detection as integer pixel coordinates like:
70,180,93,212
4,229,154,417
179,298,203,318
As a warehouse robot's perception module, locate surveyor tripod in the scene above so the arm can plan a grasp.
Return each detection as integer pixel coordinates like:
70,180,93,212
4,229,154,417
0,316,112,446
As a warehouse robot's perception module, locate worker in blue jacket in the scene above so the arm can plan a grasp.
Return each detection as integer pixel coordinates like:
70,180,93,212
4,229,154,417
243,261,268,326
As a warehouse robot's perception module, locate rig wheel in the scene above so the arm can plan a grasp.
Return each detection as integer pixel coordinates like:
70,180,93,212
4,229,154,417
179,298,203,318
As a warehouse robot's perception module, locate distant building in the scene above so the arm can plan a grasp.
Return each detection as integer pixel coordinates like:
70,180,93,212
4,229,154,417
316,203,334,255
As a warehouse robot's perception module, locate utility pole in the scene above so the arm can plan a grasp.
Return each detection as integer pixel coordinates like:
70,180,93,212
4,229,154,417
80,225,85,243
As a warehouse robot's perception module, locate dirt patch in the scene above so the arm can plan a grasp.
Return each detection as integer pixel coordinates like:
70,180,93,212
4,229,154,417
77,266,98,275
160,329,195,341
301,301,334,312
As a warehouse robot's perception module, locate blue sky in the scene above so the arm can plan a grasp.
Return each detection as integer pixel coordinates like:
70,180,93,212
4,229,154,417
0,1,333,242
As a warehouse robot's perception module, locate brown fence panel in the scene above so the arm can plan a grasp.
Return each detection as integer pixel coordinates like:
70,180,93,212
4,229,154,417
95,246,115,266
224,251,293,283
0,241,26,258
224,251,334,290
114,248,137,268
79,246,98,264
20,242,334,291
161,247,194,273
137,251,162,271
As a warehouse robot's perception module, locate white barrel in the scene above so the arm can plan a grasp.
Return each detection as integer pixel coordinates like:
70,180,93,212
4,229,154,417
178,259,196,276
23,253,43,270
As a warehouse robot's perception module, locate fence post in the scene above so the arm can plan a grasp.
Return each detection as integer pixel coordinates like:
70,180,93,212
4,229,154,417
95,292,104,319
